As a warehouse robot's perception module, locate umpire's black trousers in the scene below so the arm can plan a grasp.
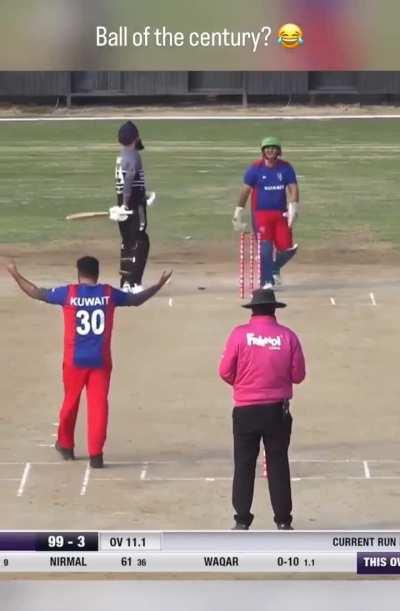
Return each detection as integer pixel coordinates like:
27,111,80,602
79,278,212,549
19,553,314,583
232,402,292,527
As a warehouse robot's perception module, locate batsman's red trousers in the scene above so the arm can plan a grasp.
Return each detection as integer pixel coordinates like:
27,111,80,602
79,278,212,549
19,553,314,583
57,364,112,456
253,210,293,251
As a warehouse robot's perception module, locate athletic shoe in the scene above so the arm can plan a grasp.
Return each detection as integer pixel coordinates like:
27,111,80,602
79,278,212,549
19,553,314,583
122,282,132,293
231,523,250,531
277,523,293,530
131,284,144,294
55,441,75,461
273,273,282,287
89,454,104,469
262,282,274,290
122,282,144,294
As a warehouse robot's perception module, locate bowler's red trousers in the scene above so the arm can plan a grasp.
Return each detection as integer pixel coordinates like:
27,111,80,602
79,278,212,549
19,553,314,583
57,364,112,456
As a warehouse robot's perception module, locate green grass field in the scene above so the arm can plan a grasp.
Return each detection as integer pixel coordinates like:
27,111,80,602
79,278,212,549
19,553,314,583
0,118,399,252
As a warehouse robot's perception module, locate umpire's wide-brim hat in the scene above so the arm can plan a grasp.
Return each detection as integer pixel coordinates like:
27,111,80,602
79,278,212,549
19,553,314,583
118,121,144,150
242,288,287,309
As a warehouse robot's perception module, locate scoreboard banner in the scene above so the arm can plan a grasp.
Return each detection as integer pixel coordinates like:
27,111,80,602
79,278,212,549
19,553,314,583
1,531,400,575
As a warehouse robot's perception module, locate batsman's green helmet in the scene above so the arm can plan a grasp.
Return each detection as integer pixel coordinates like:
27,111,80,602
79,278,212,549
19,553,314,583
261,136,282,153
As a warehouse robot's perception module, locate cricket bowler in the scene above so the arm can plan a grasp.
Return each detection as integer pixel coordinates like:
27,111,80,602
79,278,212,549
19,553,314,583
6,256,172,468
233,137,300,288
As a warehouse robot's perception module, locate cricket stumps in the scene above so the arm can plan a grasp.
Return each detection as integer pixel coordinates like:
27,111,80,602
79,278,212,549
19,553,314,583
239,232,261,299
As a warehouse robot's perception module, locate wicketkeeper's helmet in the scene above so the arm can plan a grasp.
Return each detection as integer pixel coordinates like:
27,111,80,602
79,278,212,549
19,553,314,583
261,136,282,155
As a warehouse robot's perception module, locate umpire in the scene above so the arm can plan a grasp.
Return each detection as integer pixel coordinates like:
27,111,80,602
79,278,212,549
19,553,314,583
114,121,150,294
219,289,306,530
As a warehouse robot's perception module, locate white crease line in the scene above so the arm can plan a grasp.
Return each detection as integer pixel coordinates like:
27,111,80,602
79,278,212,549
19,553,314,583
291,476,327,481
367,459,400,463
140,463,148,481
144,475,400,482
91,478,125,481
1,458,399,467
291,459,354,463
146,476,231,482
0,460,175,467
37,443,54,448
82,475,367,483
17,463,31,497
330,297,336,306
369,292,377,306
2,114,400,123
347,476,400,480
67,474,400,483
52,423,58,426
80,465,91,496
107,460,174,465
0,478,22,482
11,462,65,466
168,297,173,307
363,461,371,479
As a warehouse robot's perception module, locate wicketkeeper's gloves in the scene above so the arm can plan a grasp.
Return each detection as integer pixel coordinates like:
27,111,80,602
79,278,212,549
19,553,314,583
109,205,132,222
232,206,247,232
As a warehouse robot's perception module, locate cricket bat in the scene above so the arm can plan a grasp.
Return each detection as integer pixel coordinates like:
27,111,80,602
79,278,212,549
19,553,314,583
66,211,109,221
66,210,134,221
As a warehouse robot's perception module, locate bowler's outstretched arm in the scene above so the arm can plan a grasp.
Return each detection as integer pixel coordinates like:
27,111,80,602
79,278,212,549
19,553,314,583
125,270,173,306
6,261,47,301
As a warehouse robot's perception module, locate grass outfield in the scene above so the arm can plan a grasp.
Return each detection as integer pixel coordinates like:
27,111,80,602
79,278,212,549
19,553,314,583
0,118,399,251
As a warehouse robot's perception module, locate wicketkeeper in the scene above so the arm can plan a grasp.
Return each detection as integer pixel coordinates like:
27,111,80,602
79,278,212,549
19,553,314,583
233,137,300,288
109,121,156,294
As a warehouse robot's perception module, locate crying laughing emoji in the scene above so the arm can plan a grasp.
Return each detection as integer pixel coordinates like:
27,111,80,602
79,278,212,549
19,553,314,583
277,24,304,49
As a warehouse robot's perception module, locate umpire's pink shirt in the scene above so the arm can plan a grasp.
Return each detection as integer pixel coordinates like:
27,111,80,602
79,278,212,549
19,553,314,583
219,315,305,407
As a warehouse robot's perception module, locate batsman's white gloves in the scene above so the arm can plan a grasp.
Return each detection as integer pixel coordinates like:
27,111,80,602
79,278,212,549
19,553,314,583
109,205,132,222
284,202,299,228
232,206,247,232
146,191,156,206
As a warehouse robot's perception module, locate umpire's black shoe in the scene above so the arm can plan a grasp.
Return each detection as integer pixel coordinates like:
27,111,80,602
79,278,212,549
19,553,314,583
89,454,104,469
231,523,250,531
55,441,75,461
277,523,293,530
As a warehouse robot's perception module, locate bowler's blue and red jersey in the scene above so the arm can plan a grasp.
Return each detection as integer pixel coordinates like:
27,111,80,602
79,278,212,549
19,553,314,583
244,159,297,213
43,284,130,368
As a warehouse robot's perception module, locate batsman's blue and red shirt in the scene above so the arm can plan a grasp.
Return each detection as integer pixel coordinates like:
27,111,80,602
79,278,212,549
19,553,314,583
244,159,297,213
43,284,130,368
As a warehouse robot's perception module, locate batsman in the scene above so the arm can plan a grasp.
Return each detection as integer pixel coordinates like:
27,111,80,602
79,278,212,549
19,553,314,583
233,137,300,288
109,121,156,294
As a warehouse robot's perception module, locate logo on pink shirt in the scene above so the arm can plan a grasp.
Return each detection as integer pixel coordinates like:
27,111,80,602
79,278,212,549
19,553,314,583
246,333,282,349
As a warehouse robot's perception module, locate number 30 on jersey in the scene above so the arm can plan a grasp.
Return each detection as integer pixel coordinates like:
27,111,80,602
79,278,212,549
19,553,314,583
76,309,105,335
